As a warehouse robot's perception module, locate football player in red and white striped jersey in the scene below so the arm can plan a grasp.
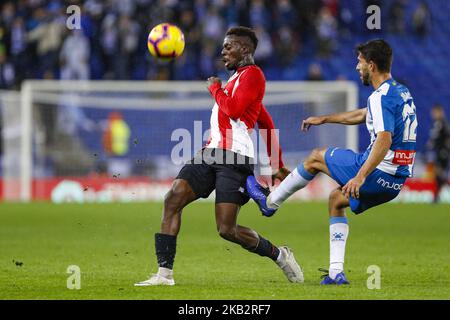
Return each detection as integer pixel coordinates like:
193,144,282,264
135,26,303,287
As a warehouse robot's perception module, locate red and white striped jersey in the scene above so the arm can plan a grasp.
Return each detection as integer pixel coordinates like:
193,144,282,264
207,64,284,169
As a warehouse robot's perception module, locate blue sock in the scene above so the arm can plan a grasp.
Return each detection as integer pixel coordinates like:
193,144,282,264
297,163,316,181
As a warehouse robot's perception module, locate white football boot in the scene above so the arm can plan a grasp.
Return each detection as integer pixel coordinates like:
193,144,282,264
275,246,304,283
134,268,175,286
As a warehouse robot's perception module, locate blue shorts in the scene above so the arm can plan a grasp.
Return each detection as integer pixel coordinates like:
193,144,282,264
324,148,406,214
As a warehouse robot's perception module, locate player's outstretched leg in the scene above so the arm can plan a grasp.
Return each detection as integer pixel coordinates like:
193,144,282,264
320,188,350,285
246,148,328,216
135,179,197,286
215,203,304,283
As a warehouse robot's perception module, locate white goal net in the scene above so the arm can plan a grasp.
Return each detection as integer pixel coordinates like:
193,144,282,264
0,80,358,202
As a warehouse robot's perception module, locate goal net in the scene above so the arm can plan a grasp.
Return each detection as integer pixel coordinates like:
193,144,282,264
0,80,358,202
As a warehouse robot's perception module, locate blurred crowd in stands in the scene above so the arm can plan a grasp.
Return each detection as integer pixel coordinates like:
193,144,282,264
0,0,433,89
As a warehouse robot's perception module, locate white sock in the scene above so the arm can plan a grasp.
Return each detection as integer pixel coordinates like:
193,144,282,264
158,267,173,278
275,249,283,264
267,164,315,209
329,217,349,279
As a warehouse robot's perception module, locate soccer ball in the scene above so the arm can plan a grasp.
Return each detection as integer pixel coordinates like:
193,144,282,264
147,23,185,60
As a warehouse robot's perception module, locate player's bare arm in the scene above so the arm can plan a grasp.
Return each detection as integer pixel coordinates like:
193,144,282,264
301,108,367,131
342,131,392,199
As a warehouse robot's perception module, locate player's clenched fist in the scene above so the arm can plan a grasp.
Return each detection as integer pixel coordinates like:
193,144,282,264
206,77,221,89
272,167,291,185
301,116,326,131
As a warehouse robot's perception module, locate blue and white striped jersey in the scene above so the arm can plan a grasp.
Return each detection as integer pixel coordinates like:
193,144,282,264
364,78,417,177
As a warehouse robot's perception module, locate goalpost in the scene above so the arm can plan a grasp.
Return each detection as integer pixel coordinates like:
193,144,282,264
1,80,358,202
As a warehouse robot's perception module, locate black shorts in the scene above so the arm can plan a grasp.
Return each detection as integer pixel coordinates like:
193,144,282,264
176,148,254,205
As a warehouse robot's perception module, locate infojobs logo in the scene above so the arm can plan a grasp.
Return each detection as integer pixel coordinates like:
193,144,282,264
377,177,403,190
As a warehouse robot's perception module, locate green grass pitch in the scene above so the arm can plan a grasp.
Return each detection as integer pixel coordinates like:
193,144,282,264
1,201,449,300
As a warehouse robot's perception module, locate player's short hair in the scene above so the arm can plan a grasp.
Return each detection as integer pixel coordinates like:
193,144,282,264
356,39,393,73
226,26,258,53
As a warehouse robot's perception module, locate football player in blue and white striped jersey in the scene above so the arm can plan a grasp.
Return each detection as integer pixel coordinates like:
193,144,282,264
246,39,418,285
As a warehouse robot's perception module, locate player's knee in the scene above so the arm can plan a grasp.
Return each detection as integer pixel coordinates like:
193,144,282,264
329,189,340,202
164,180,189,211
217,225,237,242
311,148,326,162
163,190,178,209
304,148,325,170
329,189,348,211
